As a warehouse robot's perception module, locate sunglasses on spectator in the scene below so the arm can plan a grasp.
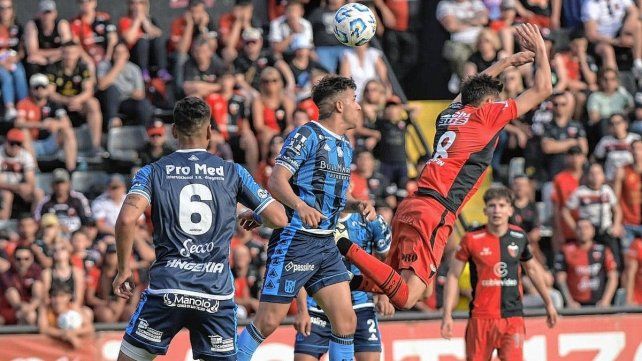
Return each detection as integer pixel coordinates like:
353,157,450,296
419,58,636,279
8,141,22,147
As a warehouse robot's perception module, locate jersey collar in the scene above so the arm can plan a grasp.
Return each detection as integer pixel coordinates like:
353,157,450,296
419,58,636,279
175,148,207,153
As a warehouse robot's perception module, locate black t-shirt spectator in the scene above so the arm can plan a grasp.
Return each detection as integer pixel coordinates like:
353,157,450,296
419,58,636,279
467,51,497,73
183,56,226,83
510,201,540,233
374,117,407,163
367,171,395,206
35,191,92,233
308,7,341,47
288,59,326,90
46,60,91,97
35,18,63,50
234,50,279,90
138,143,174,166
542,120,586,179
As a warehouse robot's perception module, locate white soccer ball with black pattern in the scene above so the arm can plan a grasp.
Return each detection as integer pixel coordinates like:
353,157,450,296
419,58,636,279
333,3,377,47
58,310,83,330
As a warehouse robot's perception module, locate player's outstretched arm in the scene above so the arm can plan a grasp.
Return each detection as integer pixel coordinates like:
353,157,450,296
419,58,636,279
113,193,148,300
268,165,326,228
514,23,553,118
441,257,466,339
522,259,558,328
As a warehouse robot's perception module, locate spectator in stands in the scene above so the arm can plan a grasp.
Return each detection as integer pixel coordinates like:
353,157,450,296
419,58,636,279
310,0,354,73
182,36,225,97
269,0,313,59
541,91,588,180
350,151,396,209
360,79,386,128
340,41,391,101
24,0,72,75
96,42,153,128
38,284,94,349
510,175,543,263
582,0,642,75
251,66,295,157
118,0,170,82
521,268,564,309
288,36,326,100
70,0,117,65
560,32,597,119
15,74,77,172
41,243,85,309
550,0,584,31
563,163,624,267
0,0,27,120
233,245,259,318
137,121,173,166
594,113,640,180
463,28,501,78
218,0,254,58
374,0,420,82
15,215,42,264
69,230,99,272
613,139,642,250
256,134,284,190
0,129,37,220
34,169,92,234
544,32,570,95
34,214,63,268
207,70,259,174
374,95,409,193
555,219,619,307
91,174,127,236
0,246,42,325
292,108,310,127
47,41,103,154
436,0,488,92
551,146,585,247
234,27,295,93
168,0,217,87
624,237,642,305
587,68,634,145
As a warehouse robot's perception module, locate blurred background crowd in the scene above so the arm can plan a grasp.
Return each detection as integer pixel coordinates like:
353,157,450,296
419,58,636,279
0,0,642,349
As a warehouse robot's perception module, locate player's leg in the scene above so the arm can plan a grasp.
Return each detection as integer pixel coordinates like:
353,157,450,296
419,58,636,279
497,317,525,361
353,308,382,361
312,282,357,361
237,300,292,361
465,318,496,361
186,298,238,361
293,311,331,361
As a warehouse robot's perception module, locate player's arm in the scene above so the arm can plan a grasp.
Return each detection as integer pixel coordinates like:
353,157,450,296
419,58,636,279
294,288,312,336
441,257,466,339
235,164,287,229
513,24,553,118
522,259,558,327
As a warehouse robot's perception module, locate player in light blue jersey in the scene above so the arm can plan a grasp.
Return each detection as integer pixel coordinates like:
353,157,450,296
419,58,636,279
112,97,287,361
237,75,376,361
293,212,393,361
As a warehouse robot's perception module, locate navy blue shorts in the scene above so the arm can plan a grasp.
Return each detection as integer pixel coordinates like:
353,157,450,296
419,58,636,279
294,308,383,357
260,229,351,303
123,290,237,361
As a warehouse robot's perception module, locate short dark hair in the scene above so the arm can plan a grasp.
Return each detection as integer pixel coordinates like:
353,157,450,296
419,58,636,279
14,245,32,257
483,186,514,204
173,97,211,136
312,75,356,117
460,74,503,106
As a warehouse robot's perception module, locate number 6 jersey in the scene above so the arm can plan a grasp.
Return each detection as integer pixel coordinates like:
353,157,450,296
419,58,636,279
417,99,517,214
129,149,274,299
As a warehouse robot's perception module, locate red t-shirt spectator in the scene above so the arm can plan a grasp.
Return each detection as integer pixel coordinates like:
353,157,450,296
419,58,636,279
618,165,642,225
551,170,581,240
385,0,409,31
118,17,144,47
350,172,370,201
626,238,642,305
70,12,117,63
0,263,42,324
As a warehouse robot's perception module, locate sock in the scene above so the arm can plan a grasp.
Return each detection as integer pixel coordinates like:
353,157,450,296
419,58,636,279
237,322,265,361
338,237,410,309
350,275,383,293
328,333,354,361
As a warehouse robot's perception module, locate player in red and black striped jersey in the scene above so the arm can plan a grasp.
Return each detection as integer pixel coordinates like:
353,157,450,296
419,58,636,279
441,187,557,361
337,23,554,309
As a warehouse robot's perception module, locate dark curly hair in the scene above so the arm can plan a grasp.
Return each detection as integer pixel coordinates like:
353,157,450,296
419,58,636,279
312,75,357,118
173,96,211,136
460,74,504,106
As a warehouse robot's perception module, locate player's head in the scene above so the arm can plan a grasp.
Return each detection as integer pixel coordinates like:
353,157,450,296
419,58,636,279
313,75,359,132
172,96,212,147
483,186,514,227
575,218,595,244
460,74,503,106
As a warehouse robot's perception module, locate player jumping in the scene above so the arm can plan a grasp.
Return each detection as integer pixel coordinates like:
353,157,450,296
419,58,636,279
293,209,394,361
112,97,287,361
440,186,558,360
336,23,553,309
237,75,376,361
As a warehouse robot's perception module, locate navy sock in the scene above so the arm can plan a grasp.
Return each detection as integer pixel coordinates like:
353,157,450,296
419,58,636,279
237,322,265,361
328,333,354,361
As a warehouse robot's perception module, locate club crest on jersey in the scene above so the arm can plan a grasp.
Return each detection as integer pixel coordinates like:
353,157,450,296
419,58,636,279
284,280,296,294
592,251,602,260
437,111,470,127
507,242,519,258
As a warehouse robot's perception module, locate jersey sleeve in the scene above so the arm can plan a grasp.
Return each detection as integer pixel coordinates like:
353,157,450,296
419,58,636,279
275,125,316,175
480,99,517,132
455,235,471,262
129,165,153,203
520,243,534,262
565,188,580,210
603,247,617,272
235,164,275,215
369,215,392,255
554,251,567,272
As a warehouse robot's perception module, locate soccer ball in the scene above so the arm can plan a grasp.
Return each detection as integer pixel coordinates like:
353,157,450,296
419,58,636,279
58,310,83,330
333,3,377,47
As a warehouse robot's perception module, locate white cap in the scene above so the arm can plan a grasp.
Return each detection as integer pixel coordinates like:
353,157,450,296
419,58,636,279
29,73,49,88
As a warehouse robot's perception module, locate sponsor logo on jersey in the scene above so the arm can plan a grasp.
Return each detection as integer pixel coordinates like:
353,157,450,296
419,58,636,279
179,239,217,257
310,316,328,328
510,231,525,238
188,155,199,161
479,247,492,256
163,293,220,313
209,335,234,352
481,278,518,287
164,164,225,180
284,280,296,294
507,242,519,258
493,262,508,277
284,261,315,272
135,319,163,343
368,333,379,341
437,111,470,127
264,280,276,290
319,161,351,180
401,253,418,263
574,263,602,276
165,259,225,273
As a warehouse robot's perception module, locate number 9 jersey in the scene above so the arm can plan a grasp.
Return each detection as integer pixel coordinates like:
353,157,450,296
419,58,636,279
129,150,274,299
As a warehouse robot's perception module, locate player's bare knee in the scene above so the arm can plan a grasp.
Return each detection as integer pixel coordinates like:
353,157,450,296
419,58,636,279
332,310,356,335
253,311,281,337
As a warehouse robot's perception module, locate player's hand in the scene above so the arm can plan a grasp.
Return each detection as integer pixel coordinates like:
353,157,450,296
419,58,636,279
566,299,581,309
545,303,558,328
440,315,454,339
507,51,535,68
296,202,326,228
294,309,312,336
238,210,261,231
358,201,376,222
375,295,395,317
515,23,545,54
113,269,135,300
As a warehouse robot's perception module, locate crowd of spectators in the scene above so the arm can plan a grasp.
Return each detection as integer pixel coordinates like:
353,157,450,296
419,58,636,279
1,0,642,349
